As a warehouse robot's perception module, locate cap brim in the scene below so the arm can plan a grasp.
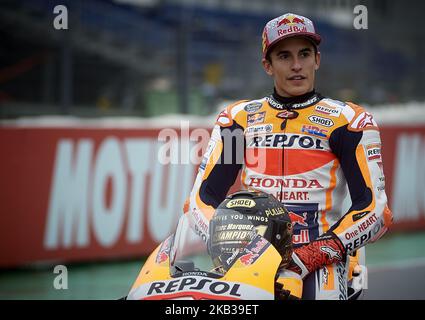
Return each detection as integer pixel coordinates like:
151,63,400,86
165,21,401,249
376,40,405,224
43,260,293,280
263,32,322,57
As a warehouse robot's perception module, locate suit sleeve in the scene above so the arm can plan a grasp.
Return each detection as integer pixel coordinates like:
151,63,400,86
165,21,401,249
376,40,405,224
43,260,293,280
327,109,393,255
184,107,245,241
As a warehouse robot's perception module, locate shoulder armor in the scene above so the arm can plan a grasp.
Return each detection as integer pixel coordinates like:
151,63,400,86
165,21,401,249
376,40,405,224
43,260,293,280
345,102,379,132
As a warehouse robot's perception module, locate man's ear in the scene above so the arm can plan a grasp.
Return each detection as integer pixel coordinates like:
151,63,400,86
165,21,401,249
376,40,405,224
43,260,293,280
262,58,274,76
314,51,321,71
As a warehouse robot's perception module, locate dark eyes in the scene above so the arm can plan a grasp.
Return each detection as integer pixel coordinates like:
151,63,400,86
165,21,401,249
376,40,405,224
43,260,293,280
277,51,311,60
278,54,290,59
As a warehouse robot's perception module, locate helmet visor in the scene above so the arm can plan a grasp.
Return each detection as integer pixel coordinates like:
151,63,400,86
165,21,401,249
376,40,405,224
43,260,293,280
209,209,264,271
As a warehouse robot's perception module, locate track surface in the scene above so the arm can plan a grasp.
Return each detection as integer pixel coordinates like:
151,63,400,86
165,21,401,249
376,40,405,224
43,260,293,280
365,258,425,299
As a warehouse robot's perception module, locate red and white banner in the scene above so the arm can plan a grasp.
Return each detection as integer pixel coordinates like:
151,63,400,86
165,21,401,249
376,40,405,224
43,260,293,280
379,126,425,230
0,127,201,267
0,124,424,267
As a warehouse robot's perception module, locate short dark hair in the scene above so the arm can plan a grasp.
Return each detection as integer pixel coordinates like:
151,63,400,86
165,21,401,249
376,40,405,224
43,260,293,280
265,41,318,63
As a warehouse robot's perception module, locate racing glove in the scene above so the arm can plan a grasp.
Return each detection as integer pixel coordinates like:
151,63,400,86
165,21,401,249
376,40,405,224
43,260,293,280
287,232,346,279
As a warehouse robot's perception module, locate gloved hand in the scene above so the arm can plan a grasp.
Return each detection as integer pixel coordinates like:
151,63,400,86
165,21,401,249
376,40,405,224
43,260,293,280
287,232,346,279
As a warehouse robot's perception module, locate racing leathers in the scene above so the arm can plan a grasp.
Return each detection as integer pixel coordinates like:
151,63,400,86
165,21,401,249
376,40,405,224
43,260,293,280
185,89,393,299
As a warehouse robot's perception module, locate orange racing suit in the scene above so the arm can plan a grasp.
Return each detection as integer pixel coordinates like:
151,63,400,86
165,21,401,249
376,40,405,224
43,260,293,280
185,90,393,299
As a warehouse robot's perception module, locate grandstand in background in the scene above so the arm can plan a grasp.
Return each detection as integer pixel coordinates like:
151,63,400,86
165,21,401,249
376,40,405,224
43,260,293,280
0,0,423,118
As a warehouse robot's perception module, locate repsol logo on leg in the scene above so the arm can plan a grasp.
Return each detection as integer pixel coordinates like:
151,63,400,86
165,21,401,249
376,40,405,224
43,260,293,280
247,134,325,150
344,219,384,252
147,277,241,297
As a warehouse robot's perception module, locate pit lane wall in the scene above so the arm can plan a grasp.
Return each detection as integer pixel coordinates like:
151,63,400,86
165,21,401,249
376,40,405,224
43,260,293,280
1,104,424,267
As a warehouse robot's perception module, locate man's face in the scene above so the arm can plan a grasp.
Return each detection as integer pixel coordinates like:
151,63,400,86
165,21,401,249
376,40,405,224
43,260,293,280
262,37,321,97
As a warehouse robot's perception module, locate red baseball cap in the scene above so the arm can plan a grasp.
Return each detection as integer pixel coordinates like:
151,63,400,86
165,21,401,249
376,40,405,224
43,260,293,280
262,13,322,58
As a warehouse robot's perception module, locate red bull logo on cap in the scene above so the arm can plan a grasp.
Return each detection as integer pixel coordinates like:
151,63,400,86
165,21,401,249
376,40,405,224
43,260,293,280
277,17,307,37
277,15,306,27
277,25,307,37
262,13,321,57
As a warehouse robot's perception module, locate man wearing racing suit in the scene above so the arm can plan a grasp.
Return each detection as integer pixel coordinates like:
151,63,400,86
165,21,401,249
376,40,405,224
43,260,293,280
184,13,393,299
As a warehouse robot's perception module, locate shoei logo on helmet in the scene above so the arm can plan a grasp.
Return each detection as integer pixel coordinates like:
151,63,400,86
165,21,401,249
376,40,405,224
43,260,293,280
226,199,256,208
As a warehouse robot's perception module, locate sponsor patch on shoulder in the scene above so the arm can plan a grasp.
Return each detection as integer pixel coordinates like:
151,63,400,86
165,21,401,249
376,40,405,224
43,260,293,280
315,104,342,117
216,109,233,127
244,102,263,113
247,111,266,126
349,112,378,130
366,143,381,161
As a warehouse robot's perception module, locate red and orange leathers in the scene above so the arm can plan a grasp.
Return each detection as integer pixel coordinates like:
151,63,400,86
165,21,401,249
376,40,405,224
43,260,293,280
185,91,392,298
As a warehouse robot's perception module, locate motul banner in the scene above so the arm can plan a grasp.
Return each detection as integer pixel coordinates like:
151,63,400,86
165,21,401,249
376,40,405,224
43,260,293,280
0,124,424,267
0,127,201,267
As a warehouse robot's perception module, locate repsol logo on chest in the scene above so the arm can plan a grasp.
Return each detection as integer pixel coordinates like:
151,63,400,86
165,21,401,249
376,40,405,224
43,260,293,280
147,277,241,297
247,134,324,150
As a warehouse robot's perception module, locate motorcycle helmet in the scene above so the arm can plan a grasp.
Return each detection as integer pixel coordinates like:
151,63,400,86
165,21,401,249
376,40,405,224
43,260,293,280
208,190,293,272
